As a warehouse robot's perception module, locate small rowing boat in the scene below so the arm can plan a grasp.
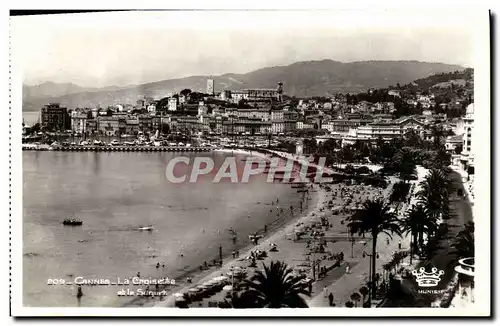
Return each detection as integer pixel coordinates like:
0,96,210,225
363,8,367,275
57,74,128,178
62,218,83,226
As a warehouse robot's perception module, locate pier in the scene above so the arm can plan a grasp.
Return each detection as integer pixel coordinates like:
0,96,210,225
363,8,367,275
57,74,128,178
22,145,214,152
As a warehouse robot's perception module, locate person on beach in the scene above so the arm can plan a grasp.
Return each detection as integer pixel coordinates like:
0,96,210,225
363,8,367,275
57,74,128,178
398,240,402,250
328,293,334,307
77,285,83,299
323,286,328,298
264,224,267,233
156,262,160,269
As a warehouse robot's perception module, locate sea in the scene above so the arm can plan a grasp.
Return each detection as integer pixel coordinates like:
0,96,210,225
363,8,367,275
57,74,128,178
23,111,40,126
23,150,309,307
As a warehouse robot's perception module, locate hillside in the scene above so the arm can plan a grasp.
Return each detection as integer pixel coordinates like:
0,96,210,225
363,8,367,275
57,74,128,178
22,82,132,101
413,68,473,90
22,60,464,111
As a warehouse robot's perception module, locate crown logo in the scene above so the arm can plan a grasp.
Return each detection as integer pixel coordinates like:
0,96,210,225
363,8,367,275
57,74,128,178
411,267,445,287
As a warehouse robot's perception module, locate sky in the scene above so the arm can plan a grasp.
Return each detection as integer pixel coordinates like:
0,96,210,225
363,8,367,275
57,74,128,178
11,10,481,88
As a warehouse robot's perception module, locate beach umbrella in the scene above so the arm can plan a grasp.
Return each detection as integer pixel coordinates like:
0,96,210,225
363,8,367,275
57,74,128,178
202,281,213,288
210,278,222,286
222,285,233,292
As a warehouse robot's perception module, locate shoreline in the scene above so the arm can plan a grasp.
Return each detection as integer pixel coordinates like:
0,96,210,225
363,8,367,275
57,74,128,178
149,184,325,307
124,148,321,307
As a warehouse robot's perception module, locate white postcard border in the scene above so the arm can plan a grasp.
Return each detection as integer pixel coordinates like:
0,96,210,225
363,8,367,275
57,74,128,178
9,8,491,317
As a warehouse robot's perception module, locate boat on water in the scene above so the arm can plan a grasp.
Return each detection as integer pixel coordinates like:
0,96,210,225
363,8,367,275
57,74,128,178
62,218,83,226
137,225,154,231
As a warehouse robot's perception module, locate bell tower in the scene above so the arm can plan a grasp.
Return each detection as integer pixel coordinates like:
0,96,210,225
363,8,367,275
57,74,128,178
277,82,283,102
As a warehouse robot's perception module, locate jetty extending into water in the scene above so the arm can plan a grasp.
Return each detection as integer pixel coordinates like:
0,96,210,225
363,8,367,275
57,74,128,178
22,145,214,152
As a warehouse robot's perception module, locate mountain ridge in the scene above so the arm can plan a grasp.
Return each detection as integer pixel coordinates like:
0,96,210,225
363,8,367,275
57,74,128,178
22,60,465,111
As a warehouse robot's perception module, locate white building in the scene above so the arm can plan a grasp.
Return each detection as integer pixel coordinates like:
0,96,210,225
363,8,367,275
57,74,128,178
207,79,214,95
450,258,475,308
230,90,249,103
168,97,178,111
70,111,88,134
198,101,207,116
220,90,231,101
460,103,474,174
445,134,464,153
388,90,401,97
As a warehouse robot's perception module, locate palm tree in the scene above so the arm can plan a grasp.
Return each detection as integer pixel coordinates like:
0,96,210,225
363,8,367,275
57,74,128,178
393,149,417,183
347,199,401,305
451,222,475,259
239,261,310,308
350,292,361,307
404,129,422,148
417,169,451,224
431,125,445,149
400,205,436,261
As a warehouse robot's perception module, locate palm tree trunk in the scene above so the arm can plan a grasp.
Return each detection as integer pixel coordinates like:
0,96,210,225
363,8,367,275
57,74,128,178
371,234,377,305
418,225,424,251
412,232,418,259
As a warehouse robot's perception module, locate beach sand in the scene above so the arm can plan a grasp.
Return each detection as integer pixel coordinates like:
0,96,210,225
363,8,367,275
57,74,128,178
149,150,395,308
152,182,326,308
139,149,407,308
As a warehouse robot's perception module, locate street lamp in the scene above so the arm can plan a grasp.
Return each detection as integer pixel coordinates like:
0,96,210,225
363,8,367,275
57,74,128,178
362,251,379,307
347,227,355,258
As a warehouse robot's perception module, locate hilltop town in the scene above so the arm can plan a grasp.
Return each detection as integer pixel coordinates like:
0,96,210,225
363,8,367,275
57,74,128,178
23,68,474,177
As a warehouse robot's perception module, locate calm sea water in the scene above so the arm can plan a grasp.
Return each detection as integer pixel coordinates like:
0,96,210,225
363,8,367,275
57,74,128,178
23,111,40,126
23,151,306,307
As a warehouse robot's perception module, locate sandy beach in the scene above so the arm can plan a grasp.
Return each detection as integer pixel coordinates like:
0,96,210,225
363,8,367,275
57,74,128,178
152,183,325,307
147,148,400,308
